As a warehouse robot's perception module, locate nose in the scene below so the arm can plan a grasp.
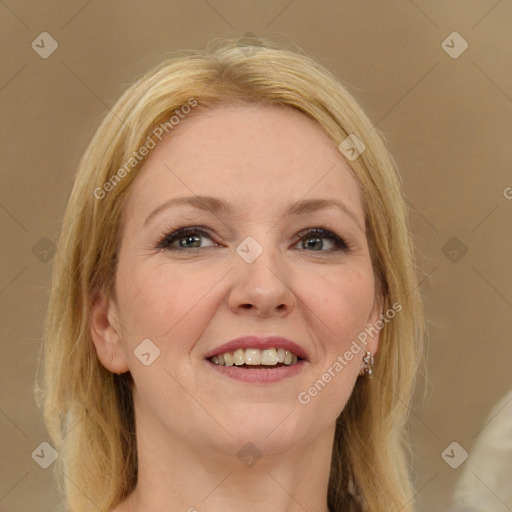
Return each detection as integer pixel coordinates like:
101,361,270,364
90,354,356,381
227,246,296,318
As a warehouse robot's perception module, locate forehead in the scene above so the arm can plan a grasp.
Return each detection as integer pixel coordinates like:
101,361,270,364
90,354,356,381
124,104,364,224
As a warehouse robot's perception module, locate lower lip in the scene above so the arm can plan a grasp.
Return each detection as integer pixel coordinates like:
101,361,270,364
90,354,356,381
206,360,306,383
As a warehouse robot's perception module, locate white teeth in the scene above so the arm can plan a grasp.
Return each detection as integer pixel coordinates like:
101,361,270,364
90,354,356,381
261,348,279,365
209,347,301,367
233,349,245,366
245,348,261,365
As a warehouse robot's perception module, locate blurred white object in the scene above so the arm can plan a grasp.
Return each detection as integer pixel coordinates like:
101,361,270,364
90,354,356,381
454,390,512,511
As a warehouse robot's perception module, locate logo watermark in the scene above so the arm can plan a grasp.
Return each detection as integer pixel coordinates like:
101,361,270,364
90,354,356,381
93,97,198,200
297,302,402,405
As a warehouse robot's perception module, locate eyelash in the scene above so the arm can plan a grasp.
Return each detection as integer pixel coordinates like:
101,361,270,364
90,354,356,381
156,226,350,253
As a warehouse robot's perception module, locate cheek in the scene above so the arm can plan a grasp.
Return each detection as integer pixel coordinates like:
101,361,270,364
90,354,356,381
115,262,219,348
302,266,375,348
296,269,374,416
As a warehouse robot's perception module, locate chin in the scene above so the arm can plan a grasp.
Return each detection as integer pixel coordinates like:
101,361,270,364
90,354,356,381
215,403,314,457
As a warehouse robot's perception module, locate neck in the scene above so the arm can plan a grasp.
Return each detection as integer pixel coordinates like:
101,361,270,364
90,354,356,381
122,416,335,512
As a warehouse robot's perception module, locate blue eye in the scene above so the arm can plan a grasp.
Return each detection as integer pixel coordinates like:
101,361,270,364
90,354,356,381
157,226,349,253
158,227,216,251
294,228,349,252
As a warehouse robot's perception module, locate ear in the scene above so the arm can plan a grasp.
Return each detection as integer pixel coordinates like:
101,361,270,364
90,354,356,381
89,287,130,374
366,292,384,357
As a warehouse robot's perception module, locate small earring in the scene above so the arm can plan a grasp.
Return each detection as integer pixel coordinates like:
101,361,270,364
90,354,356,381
361,350,375,379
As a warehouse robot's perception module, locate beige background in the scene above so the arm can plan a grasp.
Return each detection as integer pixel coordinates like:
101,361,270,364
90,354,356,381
1,1,511,511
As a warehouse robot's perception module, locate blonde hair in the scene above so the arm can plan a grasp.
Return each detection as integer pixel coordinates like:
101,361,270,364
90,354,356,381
38,37,425,512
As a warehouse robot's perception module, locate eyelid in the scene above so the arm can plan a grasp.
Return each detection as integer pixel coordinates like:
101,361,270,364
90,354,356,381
157,226,220,250
293,227,350,251
157,224,351,253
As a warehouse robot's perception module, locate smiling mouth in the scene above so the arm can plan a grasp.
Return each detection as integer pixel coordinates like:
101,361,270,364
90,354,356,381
208,347,301,368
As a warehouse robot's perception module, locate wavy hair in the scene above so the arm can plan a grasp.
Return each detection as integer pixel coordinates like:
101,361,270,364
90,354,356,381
37,36,425,512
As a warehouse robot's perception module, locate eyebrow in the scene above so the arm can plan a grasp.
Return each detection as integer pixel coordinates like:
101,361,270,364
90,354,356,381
144,195,364,231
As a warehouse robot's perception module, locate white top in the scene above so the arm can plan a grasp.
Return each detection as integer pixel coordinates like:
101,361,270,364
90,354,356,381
454,389,512,511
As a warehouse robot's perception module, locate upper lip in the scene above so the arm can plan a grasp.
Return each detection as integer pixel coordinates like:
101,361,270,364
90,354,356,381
205,335,309,361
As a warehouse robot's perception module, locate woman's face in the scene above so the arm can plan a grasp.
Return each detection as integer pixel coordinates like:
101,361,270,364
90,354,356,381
97,104,381,458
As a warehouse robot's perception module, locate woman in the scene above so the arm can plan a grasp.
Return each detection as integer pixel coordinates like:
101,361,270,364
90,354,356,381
39,37,424,512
